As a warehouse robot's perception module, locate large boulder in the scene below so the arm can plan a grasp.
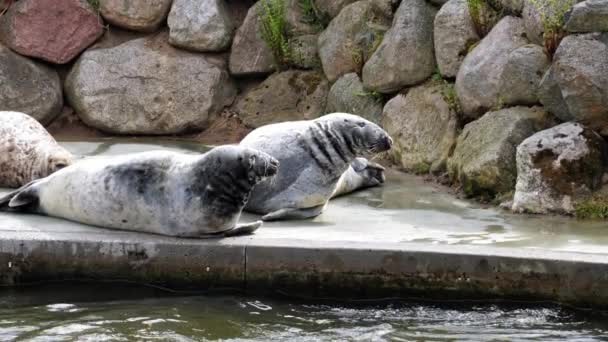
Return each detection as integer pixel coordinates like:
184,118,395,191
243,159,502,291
0,0,103,64
497,44,550,106
541,33,608,135
447,106,552,199
65,33,236,135
229,2,275,76
512,122,606,214
383,81,459,173
362,0,436,93
326,73,383,124
433,0,495,78
455,16,529,119
168,0,234,52
100,0,172,32
565,0,608,32
0,44,62,125
538,66,574,122
318,0,392,82
232,70,329,128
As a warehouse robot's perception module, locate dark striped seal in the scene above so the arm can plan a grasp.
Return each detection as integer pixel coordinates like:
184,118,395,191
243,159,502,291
0,145,279,237
0,111,73,188
240,113,392,221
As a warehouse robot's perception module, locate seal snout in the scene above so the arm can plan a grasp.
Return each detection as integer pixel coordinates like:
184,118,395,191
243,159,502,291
265,157,280,177
383,135,393,150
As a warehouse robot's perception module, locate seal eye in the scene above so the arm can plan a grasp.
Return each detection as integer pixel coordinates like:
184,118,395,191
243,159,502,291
357,122,366,128
54,163,67,170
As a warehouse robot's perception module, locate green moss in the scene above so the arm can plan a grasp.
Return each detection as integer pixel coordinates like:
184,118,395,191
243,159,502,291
353,89,384,103
575,193,608,219
259,0,291,69
442,82,461,114
368,30,384,56
411,162,431,174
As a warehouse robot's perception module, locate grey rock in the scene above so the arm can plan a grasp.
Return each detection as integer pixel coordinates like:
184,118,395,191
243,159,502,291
522,0,544,45
286,0,320,35
498,0,525,13
65,33,236,135
512,122,606,214
100,0,172,32
289,34,321,69
232,70,329,128
434,0,495,78
455,16,529,119
538,66,574,121
551,33,608,135
498,44,550,106
229,2,275,76
318,0,392,82
382,81,459,173
447,106,552,199
565,0,608,32
168,0,235,52
0,44,62,125
313,0,359,18
326,73,383,124
362,0,436,93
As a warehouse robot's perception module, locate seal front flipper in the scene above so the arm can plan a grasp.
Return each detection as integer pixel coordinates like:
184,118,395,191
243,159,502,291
222,220,263,237
261,204,325,221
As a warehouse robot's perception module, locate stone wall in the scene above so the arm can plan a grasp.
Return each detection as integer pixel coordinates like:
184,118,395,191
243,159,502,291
2,0,608,217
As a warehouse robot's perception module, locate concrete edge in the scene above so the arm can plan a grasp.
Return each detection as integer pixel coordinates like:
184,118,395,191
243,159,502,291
1,233,607,309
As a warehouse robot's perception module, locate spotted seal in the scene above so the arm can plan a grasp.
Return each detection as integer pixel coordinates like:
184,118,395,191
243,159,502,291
0,111,73,188
240,113,392,221
0,145,279,237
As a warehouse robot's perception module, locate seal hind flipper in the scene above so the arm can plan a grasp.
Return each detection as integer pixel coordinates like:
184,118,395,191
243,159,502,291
222,220,263,237
0,180,40,211
261,204,325,221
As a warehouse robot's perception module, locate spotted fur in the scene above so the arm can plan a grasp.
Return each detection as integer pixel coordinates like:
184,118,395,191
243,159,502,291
0,111,73,188
0,145,279,237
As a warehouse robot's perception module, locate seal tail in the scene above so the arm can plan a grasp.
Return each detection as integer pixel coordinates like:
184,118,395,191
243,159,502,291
0,180,40,211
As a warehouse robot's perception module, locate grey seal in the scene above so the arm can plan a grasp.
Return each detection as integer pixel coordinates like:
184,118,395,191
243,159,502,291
240,113,392,221
0,145,279,237
0,111,73,188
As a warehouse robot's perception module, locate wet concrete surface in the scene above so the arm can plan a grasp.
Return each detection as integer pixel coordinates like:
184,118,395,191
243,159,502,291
0,139,607,307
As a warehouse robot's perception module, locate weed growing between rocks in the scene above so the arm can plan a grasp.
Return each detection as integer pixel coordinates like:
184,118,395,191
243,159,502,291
528,0,574,56
299,0,330,32
431,70,461,114
87,0,100,11
353,89,385,103
259,0,292,69
467,0,493,36
575,193,608,219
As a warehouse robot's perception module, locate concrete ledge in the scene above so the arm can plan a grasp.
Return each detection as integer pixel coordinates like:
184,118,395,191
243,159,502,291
1,229,607,309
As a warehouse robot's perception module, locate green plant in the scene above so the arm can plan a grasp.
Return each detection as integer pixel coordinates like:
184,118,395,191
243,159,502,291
351,47,363,73
299,0,330,32
87,0,100,11
528,0,575,56
431,68,443,82
442,82,461,113
259,0,291,69
575,193,608,219
467,0,488,36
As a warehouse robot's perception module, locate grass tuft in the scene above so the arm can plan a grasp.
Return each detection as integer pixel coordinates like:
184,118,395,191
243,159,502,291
575,193,608,219
528,0,575,56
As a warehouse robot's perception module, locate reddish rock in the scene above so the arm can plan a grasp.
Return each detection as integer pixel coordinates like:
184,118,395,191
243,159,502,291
0,0,103,64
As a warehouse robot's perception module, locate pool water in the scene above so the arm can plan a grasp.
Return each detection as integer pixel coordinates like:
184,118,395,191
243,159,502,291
0,283,607,341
